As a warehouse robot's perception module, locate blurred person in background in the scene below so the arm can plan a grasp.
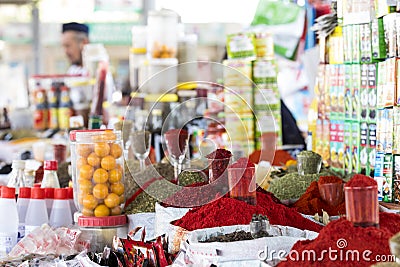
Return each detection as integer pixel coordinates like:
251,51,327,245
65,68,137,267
61,22,89,76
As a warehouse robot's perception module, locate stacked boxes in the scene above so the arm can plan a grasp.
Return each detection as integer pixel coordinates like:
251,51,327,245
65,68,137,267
222,30,281,157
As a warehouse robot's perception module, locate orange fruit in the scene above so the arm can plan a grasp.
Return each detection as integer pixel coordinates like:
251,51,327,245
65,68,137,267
109,169,122,183
87,153,101,167
94,204,110,217
78,179,93,194
119,195,125,205
110,143,123,158
82,207,94,216
111,206,122,216
101,155,116,170
79,164,94,180
82,194,98,210
94,142,110,157
110,182,124,196
77,144,93,157
104,193,120,208
76,157,87,169
93,183,109,199
93,168,108,184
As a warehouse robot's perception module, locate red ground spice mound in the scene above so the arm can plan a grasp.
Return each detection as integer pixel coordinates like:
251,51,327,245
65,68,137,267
278,212,400,266
346,174,377,187
292,181,346,216
173,190,323,232
318,175,343,185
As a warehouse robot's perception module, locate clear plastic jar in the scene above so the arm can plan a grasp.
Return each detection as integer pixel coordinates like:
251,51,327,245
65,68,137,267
70,130,125,217
147,9,178,58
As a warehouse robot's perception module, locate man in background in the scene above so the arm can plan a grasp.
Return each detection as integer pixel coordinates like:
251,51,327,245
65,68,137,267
61,22,89,76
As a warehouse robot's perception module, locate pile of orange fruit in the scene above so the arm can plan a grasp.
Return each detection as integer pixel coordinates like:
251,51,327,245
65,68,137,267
76,130,125,217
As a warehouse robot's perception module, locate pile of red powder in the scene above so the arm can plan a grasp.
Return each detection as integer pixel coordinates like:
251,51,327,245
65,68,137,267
173,188,323,232
292,176,346,216
278,212,400,266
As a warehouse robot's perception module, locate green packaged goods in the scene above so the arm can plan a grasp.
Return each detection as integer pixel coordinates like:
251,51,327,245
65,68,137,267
226,32,256,59
371,18,386,60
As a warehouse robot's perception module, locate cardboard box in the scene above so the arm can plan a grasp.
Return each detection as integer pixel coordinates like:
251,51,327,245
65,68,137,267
351,121,361,173
377,61,386,108
224,86,254,113
360,122,369,175
352,25,361,63
371,18,387,60
337,64,345,116
376,109,385,152
360,64,369,121
360,23,372,63
368,64,377,123
393,155,400,203
315,118,324,157
384,58,397,107
352,64,361,121
252,60,278,85
344,121,352,174
383,13,397,58
382,154,394,202
393,107,400,154
368,123,377,177
226,32,256,59
344,64,353,119
343,25,353,63
253,86,280,111
374,152,385,201
223,59,253,86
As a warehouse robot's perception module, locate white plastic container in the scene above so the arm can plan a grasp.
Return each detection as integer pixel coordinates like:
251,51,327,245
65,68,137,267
41,160,60,188
67,187,77,222
50,188,72,228
0,187,19,257
147,9,178,58
44,188,54,219
7,160,26,196
16,187,30,242
25,188,48,235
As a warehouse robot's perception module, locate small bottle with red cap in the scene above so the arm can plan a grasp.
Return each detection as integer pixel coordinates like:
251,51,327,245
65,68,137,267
66,187,77,221
49,188,72,228
41,160,60,188
0,186,19,257
7,160,26,198
44,188,55,219
16,187,30,242
25,188,48,235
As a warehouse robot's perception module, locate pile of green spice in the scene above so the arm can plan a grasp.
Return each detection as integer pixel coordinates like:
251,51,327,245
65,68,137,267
268,171,332,200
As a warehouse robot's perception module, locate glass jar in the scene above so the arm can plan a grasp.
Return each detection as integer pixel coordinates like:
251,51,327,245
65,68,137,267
147,9,178,59
70,130,125,217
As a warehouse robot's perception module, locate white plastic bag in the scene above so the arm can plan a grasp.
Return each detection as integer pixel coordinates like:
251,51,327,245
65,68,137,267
155,203,190,237
127,213,156,241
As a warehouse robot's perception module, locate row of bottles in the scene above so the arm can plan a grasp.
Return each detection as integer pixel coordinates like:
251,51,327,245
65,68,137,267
0,186,75,257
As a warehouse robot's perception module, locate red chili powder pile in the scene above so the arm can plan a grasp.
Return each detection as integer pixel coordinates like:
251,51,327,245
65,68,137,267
205,148,232,160
292,181,346,216
292,176,345,216
346,174,377,187
173,189,323,232
278,212,400,267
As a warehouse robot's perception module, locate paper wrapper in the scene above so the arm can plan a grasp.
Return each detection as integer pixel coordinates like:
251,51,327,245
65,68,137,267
155,203,190,237
127,213,156,241
184,224,318,266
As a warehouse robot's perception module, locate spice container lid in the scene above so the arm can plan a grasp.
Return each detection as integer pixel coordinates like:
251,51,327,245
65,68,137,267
44,160,58,171
69,129,104,141
54,188,68,200
31,188,45,199
66,187,74,199
44,188,55,199
19,187,31,198
1,187,15,199
78,215,127,227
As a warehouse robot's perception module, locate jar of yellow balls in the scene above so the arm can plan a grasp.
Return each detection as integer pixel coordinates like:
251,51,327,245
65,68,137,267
70,130,125,217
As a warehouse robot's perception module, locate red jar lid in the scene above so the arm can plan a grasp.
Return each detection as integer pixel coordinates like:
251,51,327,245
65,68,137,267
31,188,45,199
44,160,58,171
1,187,15,199
66,187,74,199
54,188,68,200
44,188,55,199
19,187,31,198
69,129,105,141
78,215,127,227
